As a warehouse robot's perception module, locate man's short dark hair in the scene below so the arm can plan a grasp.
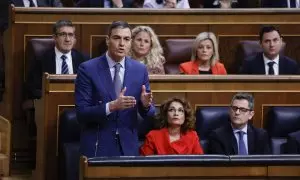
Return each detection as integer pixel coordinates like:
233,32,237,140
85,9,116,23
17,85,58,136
107,21,131,37
231,92,254,110
53,19,74,34
259,25,281,42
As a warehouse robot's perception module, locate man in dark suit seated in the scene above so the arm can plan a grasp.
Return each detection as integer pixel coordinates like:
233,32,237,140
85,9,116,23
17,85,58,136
208,92,271,155
26,19,87,100
240,25,299,75
285,130,300,154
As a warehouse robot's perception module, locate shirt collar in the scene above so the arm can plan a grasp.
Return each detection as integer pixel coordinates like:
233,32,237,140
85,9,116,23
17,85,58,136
263,53,279,66
55,47,72,60
232,124,248,134
106,52,125,69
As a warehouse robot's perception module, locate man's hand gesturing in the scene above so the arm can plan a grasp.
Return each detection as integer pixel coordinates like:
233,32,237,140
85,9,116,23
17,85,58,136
140,85,153,109
109,87,136,111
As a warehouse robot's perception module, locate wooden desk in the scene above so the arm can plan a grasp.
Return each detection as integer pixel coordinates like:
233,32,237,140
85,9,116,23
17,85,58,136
35,74,300,180
79,156,300,179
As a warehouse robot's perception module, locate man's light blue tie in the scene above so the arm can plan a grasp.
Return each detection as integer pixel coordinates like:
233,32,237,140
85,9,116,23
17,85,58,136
114,63,122,97
237,131,248,155
61,55,69,74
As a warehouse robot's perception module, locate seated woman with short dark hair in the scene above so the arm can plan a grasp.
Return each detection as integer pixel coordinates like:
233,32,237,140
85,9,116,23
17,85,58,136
140,97,204,155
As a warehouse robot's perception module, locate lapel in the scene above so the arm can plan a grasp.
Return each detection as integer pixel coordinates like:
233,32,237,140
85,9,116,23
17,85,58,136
123,57,132,94
191,61,200,74
278,56,285,74
71,50,78,73
225,123,238,154
97,55,116,101
211,63,218,74
45,49,56,73
257,53,266,74
247,124,255,154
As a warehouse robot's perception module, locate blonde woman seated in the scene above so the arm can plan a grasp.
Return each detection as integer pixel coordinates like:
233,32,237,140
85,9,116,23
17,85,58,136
129,26,165,74
140,97,204,155
179,32,227,75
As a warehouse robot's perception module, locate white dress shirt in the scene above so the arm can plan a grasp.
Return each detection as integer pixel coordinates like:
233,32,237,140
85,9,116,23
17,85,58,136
263,54,279,75
23,0,38,7
143,0,190,8
232,124,248,154
55,47,74,74
105,52,126,115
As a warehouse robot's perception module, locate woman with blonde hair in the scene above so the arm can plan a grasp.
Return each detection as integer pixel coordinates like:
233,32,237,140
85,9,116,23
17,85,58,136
129,26,165,74
179,32,227,75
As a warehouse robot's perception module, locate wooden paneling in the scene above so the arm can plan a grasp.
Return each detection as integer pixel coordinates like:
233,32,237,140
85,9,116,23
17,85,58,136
0,116,11,176
3,7,300,180
35,74,300,180
4,7,300,122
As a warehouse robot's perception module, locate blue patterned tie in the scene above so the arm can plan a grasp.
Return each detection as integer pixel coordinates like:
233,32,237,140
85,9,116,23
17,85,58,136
114,63,122,97
237,131,247,155
267,61,275,75
61,55,69,74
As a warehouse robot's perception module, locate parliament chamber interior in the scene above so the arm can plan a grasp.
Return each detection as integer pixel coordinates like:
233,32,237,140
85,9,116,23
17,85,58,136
1,0,300,179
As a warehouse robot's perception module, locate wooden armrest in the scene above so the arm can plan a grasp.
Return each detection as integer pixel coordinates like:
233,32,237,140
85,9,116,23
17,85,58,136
0,116,11,176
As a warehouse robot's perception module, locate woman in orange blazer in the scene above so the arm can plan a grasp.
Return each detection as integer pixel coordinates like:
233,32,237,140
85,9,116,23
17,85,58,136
179,32,227,75
140,97,204,155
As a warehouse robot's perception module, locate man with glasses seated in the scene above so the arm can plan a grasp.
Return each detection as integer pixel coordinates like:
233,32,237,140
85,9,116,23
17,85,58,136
26,19,87,100
207,92,271,155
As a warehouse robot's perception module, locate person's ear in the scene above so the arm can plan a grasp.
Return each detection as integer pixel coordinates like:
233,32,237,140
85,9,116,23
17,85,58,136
249,110,254,120
106,35,109,47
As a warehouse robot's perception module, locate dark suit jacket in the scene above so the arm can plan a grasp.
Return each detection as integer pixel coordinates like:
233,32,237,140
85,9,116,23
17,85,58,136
0,0,9,33
207,122,271,155
285,130,300,154
203,0,254,8
75,0,133,7
75,54,155,157
262,0,289,7
26,48,86,99
10,0,63,7
240,53,299,75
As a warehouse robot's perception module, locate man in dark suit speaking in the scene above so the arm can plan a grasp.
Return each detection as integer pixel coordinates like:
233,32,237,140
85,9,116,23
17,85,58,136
240,25,299,75
208,92,271,155
75,21,155,157
26,19,87,99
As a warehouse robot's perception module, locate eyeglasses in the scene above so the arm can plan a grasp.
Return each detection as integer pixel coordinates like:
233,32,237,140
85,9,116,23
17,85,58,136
168,108,184,114
56,32,75,39
231,106,251,113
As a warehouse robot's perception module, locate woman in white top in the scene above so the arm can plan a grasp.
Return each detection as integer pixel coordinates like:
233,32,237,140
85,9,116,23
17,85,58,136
143,0,190,8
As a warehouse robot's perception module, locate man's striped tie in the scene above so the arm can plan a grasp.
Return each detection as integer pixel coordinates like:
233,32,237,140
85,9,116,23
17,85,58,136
61,55,69,74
